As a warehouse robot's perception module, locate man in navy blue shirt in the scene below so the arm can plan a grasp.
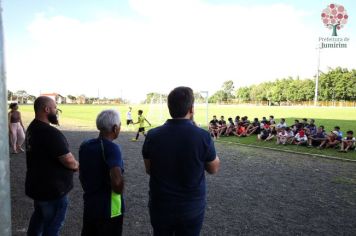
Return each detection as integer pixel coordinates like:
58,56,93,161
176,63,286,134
79,109,124,236
142,86,220,236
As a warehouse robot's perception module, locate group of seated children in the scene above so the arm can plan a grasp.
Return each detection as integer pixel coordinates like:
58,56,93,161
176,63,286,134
208,115,355,153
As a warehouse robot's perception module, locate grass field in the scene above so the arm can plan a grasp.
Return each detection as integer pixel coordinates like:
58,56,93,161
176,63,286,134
18,104,356,159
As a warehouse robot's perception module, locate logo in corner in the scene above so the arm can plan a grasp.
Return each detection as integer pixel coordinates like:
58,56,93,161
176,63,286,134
321,4,348,36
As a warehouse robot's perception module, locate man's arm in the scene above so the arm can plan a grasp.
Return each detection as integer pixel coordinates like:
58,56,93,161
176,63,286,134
144,159,151,175
58,152,79,171
205,156,220,174
110,167,124,194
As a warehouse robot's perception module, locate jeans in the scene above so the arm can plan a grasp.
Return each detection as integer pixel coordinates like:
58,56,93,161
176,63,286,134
27,195,68,236
149,204,205,236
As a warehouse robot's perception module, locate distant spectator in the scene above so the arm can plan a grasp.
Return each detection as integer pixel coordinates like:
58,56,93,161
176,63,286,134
301,118,309,128
265,126,277,141
293,129,308,145
308,126,327,148
209,115,220,139
246,118,260,135
305,119,317,137
235,122,247,137
257,125,270,140
234,116,240,126
8,102,25,154
276,118,287,131
218,116,227,136
241,116,250,127
319,130,341,149
269,115,275,125
339,130,355,152
334,126,343,138
286,127,295,144
291,119,302,133
225,117,235,136
276,127,288,145
261,117,268,125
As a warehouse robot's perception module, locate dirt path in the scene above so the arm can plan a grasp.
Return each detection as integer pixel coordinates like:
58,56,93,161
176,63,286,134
10,130,356,235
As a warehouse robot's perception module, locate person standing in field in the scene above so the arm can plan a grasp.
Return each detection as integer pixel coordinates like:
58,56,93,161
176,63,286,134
132,110,151,141
25,96,79,236
142,86,220,236
79,109,125,236
8,102,25,154
126,107,134,130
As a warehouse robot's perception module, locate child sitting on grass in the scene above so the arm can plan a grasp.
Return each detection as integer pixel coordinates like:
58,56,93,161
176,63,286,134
293,129,308,145
308,125,326,147
218,116,227,136
339,130,355,152
246,118,260,136
319,130,341,149
225,117,235,136
209,115,220,140
265,126,277,141
257,124,270,141
276,126,288,145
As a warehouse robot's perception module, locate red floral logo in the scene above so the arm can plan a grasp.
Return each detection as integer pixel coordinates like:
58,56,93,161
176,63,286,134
321,4,348,36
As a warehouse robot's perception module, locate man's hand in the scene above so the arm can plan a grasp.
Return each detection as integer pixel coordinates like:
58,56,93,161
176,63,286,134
205,156,220,174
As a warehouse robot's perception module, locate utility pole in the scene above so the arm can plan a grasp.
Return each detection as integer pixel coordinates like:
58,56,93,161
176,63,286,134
314,46,322,106
200,91,209,127
0,0,12,235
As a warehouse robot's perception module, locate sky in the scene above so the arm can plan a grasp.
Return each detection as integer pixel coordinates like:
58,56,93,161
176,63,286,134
3,0,356,102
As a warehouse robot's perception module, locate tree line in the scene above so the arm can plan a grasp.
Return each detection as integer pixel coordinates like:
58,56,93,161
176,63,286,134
209,67,356,104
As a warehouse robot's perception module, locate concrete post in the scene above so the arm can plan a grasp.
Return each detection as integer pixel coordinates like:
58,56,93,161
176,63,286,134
0,0,12,235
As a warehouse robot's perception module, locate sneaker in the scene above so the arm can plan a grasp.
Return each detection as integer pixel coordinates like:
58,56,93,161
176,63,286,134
131,138,138,142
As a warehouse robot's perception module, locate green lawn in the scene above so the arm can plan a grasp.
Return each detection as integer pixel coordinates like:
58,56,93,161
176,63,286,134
18,104,356,160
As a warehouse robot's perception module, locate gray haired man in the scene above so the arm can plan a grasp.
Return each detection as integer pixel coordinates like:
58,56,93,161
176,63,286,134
79,109,125,236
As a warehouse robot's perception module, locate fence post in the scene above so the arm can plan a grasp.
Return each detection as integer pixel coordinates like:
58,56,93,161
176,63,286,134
0,0,12,235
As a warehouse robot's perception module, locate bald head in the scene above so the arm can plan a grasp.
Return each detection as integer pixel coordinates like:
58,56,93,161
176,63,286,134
34,96,54,114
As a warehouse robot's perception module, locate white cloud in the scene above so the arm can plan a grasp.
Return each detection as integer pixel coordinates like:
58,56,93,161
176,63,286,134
6,0,355,102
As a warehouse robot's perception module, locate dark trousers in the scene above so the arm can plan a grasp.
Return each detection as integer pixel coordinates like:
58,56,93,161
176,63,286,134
81,215,123,236
149,205,205,236
27,195,68,236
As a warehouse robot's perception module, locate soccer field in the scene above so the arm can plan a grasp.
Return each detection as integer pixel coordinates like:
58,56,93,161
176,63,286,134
17,104,356,160
19,104,356,133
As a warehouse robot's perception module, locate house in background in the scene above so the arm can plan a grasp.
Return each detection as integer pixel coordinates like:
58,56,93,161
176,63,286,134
40,93,66,104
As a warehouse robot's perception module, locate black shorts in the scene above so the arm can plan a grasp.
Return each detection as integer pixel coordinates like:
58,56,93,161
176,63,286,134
126,120,133,125
138,127,145,132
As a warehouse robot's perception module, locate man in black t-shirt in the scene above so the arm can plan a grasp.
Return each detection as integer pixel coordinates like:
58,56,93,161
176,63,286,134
25,96,79,236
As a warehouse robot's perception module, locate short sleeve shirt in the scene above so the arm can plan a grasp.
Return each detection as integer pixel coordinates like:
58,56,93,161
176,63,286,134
218,120,226,126
126,111,132,120
138,115,145,128
79,138,124,220
25,119,73,201
142,119,216,212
